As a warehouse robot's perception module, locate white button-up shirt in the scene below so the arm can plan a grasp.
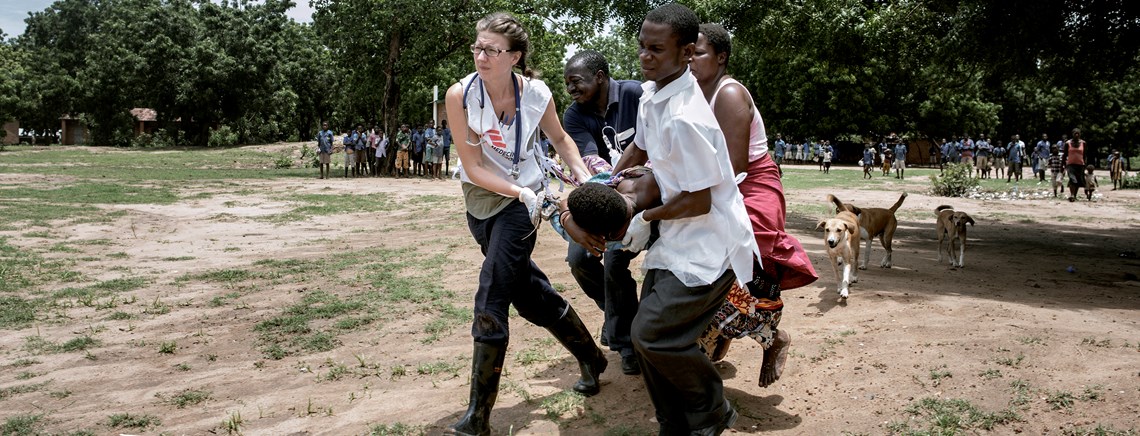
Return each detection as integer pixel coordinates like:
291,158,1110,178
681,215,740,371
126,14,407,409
634,69,758,287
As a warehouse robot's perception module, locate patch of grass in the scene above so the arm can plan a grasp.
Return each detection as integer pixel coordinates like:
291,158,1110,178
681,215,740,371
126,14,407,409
1,414,44,435
159,341,178,354
0,296,39,329
0,237,75,295
1081,337,1113,348
0,381,50,400
367,422,423,436
165,389,211,409
324,362,349,381
0,182,179,205
8,358,41,368
193,268,256,283
516,347,554,366
15,371,38,380
220,411,243,435
0,202,103,227
107,251,130,259
1060,425,1139,436
421,303,472,344
979,369,1003,379
58,335,99,352
1015,336,1044,345
1010,379,1033,407
389,365,407,380
929,365,952,386
605,425,655,436
260,193,396,223
174,363,191,371
995,353,1025,367
21,231,55,238
887,397,1021,434
255,290,363,357
416,361,461,377
541,390,586,420
161,255,196,261
49,243,81,253
1080,385,1104,401
107,311,135,320
108,413,161,430
1047,390,1076,410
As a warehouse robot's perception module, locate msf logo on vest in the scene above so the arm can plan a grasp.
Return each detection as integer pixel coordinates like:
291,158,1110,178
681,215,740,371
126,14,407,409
484,128,528,163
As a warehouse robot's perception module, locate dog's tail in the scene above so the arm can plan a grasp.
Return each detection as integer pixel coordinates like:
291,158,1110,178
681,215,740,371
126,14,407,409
935,204,953,214
889,192,908,213
827,194,849,213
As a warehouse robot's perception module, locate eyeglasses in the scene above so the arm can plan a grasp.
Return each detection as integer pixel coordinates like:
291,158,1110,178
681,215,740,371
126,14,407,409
470,45,511,57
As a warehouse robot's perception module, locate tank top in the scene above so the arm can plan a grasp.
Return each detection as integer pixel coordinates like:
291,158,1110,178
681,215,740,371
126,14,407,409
1066,140,1085,166
708,77,769,162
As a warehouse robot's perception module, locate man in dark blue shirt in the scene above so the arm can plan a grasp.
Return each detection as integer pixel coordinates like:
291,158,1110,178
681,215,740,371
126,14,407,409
560,50,644,376
411,127,425,177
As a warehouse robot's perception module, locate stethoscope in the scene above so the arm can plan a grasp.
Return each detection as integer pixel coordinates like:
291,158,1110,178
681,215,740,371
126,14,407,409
463,73,524,179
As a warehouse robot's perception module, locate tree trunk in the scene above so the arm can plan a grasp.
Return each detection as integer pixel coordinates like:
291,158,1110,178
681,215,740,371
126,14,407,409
379,28,402,176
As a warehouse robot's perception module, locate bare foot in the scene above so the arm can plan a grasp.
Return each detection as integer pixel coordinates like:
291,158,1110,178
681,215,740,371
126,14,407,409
758,329,791,388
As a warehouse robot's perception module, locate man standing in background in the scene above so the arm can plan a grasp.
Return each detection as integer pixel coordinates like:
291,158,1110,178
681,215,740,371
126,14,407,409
315,121,334,179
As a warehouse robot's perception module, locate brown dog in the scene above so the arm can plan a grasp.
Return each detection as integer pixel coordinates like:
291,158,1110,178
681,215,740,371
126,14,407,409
817,205,861,299
935,205,975,267
829,192,907,269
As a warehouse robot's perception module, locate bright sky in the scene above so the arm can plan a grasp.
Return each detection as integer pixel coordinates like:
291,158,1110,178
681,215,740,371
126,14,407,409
2,0,315,38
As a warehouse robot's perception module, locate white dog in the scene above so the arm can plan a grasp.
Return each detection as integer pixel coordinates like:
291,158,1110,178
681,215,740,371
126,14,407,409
817,207,861,299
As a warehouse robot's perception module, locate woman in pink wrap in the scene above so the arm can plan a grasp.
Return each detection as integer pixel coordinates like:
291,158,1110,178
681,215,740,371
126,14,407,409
691,22,818,388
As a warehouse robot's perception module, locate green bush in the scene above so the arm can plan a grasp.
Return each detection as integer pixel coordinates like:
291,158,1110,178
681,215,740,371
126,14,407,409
1120,171,1140,189
274,151,294,169
208,125,239,148
930,163,980,197
130,131,174,148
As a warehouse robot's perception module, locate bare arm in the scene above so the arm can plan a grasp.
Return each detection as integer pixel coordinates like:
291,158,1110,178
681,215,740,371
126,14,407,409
710,82,754,174
613,145,648,173
642,188,711,222
539,98,590,184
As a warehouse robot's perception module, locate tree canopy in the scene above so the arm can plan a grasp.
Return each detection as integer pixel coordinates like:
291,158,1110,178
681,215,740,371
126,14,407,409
1,0,1137,158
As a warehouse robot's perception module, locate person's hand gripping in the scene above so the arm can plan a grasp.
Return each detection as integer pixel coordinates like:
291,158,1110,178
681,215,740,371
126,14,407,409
620,212,650,252
518,187,541,228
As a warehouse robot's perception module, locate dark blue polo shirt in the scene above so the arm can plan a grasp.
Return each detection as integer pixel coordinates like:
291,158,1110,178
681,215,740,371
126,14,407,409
563,78,643,164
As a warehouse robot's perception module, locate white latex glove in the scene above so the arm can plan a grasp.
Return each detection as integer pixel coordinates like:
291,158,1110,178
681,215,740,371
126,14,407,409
620,212,651,252
518,187,540,228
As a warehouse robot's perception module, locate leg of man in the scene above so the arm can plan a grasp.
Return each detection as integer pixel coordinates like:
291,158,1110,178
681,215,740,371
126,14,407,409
566,243,607,321
444,148,451,176
633,269,735,432
603,247,641,374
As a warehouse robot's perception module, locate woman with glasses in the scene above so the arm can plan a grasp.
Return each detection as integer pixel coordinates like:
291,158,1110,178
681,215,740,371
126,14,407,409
442,11,599,436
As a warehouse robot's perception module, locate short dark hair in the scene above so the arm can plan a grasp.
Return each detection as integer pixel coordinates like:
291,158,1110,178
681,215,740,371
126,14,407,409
645,3,700,46
567,183,628,236
567,49,610,78
699,23,731,66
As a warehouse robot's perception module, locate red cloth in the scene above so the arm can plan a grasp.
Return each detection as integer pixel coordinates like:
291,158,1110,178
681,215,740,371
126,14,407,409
739,154,818,290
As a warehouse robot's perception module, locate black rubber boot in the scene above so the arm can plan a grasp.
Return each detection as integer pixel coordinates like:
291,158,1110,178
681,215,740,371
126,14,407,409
448,341,507,436
546,306,607,396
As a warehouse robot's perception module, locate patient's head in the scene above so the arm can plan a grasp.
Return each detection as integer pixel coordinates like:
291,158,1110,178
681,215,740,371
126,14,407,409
567,183,630,238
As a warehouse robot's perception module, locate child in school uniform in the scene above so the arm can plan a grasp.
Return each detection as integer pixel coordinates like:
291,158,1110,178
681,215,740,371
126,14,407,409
1085,165,1098,201
1048,144,1065,197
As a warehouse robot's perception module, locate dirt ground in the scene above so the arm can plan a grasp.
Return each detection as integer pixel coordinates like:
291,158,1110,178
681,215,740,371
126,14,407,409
1,146,1138,435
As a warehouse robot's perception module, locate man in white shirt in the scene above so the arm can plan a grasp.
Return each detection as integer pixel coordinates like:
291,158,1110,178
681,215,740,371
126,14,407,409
613,4,757,435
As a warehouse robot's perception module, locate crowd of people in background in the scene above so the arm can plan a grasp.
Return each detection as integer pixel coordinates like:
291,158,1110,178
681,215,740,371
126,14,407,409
313,120,454,180
931,128,1126,201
